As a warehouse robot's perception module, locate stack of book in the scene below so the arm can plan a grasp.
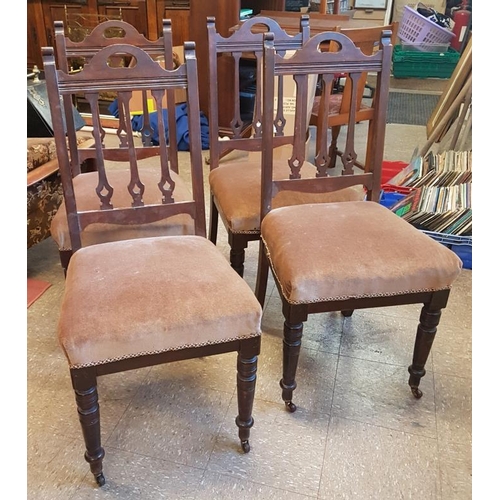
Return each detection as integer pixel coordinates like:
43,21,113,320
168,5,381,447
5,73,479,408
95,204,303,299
387,150,472,237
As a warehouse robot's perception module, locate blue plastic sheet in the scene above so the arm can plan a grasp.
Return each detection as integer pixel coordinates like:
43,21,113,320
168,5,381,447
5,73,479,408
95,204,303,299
108,100,209,150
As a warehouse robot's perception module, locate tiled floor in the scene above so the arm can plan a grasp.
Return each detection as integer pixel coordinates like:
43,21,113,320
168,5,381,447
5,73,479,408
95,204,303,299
27,79,472,499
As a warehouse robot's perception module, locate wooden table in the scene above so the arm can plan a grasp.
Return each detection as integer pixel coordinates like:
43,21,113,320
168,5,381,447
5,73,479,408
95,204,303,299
238,9,395,35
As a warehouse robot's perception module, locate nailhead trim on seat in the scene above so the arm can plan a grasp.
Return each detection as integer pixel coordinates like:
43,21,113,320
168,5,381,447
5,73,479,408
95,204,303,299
69,332,261,369
262,239,452,305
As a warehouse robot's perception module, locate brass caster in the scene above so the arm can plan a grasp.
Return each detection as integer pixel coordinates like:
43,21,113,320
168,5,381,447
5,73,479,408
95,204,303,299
241,440,250,453
285,400,297,413
95,473,106,487
411,386,423,399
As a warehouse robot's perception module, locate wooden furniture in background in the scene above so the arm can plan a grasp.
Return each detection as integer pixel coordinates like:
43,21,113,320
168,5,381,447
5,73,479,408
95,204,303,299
28,1,288,114
318,0,341,14
29,0,154,69
309,22,398,171
43,38,262,486
255,30,463,413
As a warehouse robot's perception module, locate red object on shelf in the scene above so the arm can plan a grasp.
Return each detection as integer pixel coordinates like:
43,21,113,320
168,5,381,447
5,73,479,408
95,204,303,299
381,160,409,185
450,1,471,52
381,184,416,195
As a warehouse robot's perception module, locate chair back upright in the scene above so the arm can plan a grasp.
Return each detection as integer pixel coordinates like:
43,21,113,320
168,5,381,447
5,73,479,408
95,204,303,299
43,40,206,253
261,29,393,219
206,15,310,168
54,19,176,69
54,19,180,176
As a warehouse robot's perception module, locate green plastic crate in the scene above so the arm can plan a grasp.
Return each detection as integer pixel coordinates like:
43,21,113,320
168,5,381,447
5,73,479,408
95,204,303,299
392,45,460,79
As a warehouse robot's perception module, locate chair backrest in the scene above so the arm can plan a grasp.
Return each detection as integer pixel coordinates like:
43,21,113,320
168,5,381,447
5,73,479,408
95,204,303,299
54,19,176,71
54,19,180,176
260,30,393,217
206,15,310,169
43,41,206,253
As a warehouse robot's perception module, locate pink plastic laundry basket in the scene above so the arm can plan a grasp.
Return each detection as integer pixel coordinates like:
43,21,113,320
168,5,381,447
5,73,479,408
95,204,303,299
398,4,455,47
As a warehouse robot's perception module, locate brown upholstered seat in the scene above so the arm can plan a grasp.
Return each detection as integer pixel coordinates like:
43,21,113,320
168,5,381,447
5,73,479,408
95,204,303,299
261,202,462,304
59,236,261,369
43,38,262,487
255,30,462,413
206,15,364,280
210,159,363,235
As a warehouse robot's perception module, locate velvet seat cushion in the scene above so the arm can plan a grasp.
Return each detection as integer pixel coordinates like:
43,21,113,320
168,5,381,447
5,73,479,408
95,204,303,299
261,201,463,305
51,168,195,250
209,159,365,234
58,235,262,368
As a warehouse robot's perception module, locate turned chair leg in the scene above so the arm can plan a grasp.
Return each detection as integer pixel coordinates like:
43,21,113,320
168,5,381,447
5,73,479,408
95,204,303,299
230,246,246,277
255,240,270,307
408,304,442,399
59,249,73,278
209,195,219,245
328,126,341,170
71,368,105,486
236,338,260,453
280,320,303,413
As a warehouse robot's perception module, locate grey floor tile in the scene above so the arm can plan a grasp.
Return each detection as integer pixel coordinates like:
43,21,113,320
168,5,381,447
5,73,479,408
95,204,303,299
208,397,329,497
442,272,471,311
319,417,440,500
28,374,136,446
28,381,88,443
27,292,64,354
340,310,425,367
432,323,472,379
434,372,472,447
105,374,234,468
147,353,242,395
196,471,314,499
438,440,472,500
70,450,205,499
254,334,339,414
263,295,344,354
27,340,69,385
27,436,90,500
366,302,423,321
431,271,472,379
332,355,437,438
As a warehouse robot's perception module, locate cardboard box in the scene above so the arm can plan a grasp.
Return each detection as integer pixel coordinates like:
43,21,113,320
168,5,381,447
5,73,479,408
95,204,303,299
129,45,187,115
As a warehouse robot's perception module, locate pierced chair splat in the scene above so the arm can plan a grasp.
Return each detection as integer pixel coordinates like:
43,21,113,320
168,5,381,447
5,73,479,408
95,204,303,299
50,19,183,275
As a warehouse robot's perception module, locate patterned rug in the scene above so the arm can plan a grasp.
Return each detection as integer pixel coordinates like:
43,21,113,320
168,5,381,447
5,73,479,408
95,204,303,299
387,91,440,126
27,278,52,308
